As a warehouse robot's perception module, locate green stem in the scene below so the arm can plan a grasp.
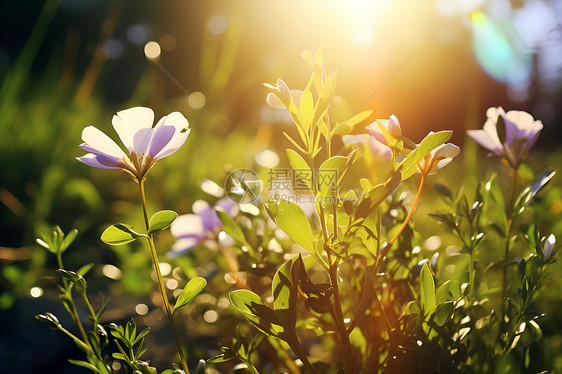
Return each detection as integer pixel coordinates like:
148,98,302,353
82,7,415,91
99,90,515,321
501,168,518,335
378,173,426,265
329,260,355,372
139,180,191,374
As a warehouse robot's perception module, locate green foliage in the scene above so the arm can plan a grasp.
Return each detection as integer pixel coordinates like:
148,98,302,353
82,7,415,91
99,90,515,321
101,224,145,245
148,210,178,234
36,226,78,254
173,277,207,313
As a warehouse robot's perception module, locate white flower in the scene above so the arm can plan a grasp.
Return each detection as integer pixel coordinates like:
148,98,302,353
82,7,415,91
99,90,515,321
467,106,543,168
77,107,190,180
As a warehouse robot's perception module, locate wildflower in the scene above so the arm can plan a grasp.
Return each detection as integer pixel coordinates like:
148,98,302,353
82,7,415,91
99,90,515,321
366,114,402,147
265,79,303,109
77,107,190,181
170,198,237,256
544,234,556,261
467,107,543,168
417,143,460,176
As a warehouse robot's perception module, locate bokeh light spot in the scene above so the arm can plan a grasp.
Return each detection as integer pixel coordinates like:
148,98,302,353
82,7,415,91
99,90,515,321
102,264,122,280
127,25,151,44
159,34,176,51
144,41,161,60
204,310,218,323
208,15,227,35
187,92,206,109
135,303,148,315
256,149,280,168
30,287,43,298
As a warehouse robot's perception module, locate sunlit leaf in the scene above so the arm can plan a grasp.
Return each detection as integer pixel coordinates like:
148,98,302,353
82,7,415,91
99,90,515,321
148,210,178,234
230,290,283,336
101,224,143,245
332,110,373,137
286,149,313,192
399,131,452,180
432,301,454,326
514,170,555,215
271,257,300,330
420,263,436,317
60,228,78,253
174,277,207,313
318,156,347,193
299,90,314,132
268,199,315,254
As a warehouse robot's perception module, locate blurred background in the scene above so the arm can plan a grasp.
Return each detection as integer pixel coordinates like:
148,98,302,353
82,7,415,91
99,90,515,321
1,0,562,372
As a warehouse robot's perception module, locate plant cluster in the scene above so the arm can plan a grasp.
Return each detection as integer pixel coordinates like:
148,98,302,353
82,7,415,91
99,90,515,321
35,50,557,373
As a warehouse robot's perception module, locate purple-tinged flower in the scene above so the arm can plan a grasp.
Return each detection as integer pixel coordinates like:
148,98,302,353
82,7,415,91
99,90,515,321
467,107,543,168
544,234,556,261
366,114,402,147
264,79,303,109
77,107,190,181
417,143,460,176
169,198,237,256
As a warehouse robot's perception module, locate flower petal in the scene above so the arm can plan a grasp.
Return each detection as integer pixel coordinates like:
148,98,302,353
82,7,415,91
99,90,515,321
76,154,121,169
366,122,388,146
169,238,201,257
147,125,175,157
388,114,402,137
82,126,126,159
266,92,284,108
216,197,238,216
152,112,190,159
199,207,222,232
111,107,154,153
467,128,502,155
171,214,205,238
433,143,460,159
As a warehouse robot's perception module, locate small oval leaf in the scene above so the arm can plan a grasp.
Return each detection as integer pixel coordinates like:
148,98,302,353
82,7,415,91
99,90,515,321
148,210,178,234
101,224,143,245
173,277,207,313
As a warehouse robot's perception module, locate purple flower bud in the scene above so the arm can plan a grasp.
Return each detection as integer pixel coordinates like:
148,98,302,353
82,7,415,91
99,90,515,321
544,234,556,261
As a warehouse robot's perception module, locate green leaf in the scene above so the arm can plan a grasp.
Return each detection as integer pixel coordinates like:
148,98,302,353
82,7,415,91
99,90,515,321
271,257,299,330
208,353,236,363
332,110,373,137
514,170,556,215
311,70,337,130
269,199,315,254
60,229,78,253
77,263,95,276
399,131,452,179
174,277,207,313
131,361,157,374
300,90,314,132
286,149,313,192
216,209,248,246
283,132,307,154
101,224,143,245
432,301,454,326
484,175,507,229
360,178,373,193
230,290,283,336
318,156,347,193
68,359,101,373
420,263,436,317
148,210,178,234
